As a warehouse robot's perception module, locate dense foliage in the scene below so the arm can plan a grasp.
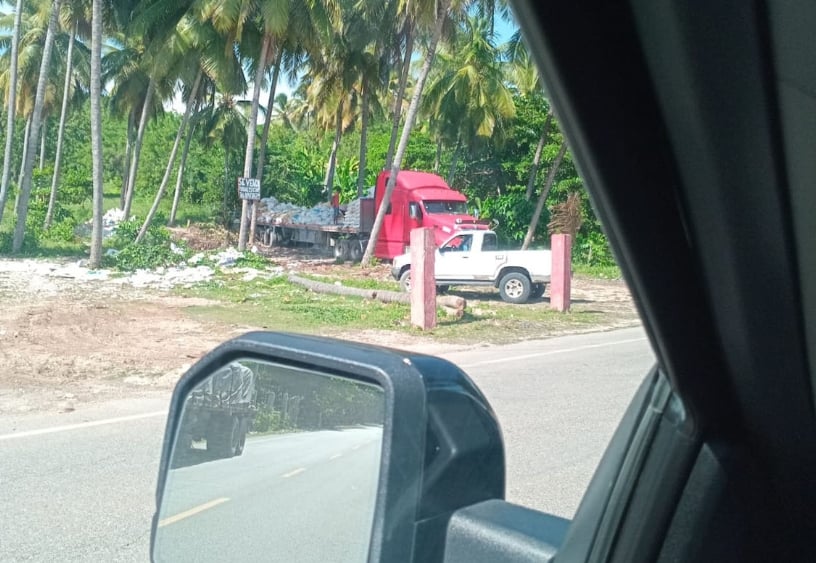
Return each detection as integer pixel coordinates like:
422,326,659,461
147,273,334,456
0,0,616,266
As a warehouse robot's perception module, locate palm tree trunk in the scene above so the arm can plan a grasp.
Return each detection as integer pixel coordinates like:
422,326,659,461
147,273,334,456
45,23,77,229
385,25,414,170
88,0,104,267
357,78,370,198
525,110,553,200
123,78,156,219
248,48,283,246
39,119,47,170
434,137,442,173
255,48,283,187
446,134,461,184
238,33,271,251
120,111,135,209
169,111,197,226
0,0,24,224
521,142,568,250
324,101,344,201
12,0,62,253
362,0,451,266
137,70,203,243
15,115,31,210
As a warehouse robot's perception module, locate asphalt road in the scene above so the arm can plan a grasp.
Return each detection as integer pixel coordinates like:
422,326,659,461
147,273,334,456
0,326,653,562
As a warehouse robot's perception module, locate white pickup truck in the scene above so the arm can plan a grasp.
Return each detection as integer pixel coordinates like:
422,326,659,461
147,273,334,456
391,230,552,304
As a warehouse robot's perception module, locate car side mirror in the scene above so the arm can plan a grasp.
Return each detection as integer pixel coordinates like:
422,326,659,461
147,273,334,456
151,332,505,563
409,203,422,220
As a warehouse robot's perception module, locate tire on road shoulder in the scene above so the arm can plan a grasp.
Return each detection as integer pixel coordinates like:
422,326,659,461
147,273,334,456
499,271,532,304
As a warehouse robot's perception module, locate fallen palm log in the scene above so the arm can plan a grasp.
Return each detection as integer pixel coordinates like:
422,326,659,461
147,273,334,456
288,274,466,310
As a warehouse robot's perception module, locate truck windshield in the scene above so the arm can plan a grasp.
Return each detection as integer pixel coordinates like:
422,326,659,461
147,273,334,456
424,201,468,214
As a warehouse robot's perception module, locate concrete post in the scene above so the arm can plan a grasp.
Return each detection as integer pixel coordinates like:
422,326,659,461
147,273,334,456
550,233,572,312
410,227,437,330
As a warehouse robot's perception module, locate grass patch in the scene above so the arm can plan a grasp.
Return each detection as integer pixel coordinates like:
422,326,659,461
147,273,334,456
178,270,620,345
298,272,400,292
573,263,623,279
179,273,410,333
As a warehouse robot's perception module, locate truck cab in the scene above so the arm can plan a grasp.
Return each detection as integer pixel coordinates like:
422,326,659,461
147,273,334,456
373,171,488,259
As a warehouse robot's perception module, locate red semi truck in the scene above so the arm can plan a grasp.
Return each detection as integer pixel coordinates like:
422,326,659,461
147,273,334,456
256,170,489,261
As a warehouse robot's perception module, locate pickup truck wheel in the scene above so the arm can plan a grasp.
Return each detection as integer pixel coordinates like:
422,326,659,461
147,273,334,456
530,283,546,299
399,269,411,292
499,272,532,304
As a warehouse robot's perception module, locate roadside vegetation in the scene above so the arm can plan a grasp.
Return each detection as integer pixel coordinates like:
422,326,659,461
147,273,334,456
0,0,618,268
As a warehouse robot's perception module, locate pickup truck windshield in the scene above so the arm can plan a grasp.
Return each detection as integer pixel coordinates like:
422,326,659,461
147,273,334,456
424,201,468,214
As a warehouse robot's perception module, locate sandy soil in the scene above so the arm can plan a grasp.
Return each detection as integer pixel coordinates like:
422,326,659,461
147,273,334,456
0,245,639,414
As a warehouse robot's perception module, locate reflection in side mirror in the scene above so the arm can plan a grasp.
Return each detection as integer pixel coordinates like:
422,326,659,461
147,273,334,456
153,358,384,562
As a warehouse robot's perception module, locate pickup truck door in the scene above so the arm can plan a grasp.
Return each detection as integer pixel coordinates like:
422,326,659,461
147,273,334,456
435,234,476,281
467,232,508,281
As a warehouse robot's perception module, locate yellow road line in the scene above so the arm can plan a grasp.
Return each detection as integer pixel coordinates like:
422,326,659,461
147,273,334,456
282,467,306,478
158,497,230,528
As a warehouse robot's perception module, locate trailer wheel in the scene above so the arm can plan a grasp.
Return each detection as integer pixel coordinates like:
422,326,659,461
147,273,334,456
499,272,532,304
334,240,351,261
207,414,240,459
349,240,363,262
234,418,249,456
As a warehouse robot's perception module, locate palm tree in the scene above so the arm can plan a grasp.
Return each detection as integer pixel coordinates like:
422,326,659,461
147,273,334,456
46,0,91,228
521,141,567,250
88,0,103,266
421,16,516,183
504,30,553,200
137,68,203,242
0,0,24,224
361,0,454,266
199,92,249,226
13,0,62,253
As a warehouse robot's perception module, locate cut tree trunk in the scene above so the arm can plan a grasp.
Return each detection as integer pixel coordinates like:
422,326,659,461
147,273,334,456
288,275,465,309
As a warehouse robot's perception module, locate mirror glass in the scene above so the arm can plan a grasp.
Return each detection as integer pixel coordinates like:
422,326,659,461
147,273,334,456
153,358,385,562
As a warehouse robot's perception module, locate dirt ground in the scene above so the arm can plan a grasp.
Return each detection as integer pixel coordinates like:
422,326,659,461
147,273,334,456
0,247,639,415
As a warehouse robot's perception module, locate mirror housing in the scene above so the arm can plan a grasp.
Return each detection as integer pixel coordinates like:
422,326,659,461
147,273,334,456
151,332,504,563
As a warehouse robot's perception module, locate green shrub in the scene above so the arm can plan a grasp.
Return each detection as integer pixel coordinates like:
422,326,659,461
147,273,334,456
107,218,188,271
